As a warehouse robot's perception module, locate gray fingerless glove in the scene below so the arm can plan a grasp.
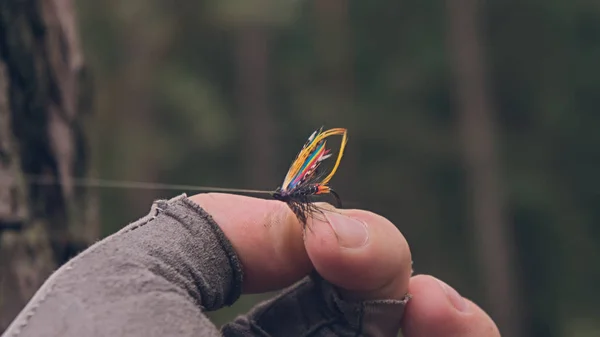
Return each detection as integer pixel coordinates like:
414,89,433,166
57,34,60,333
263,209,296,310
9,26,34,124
223,272,410,337
2,194,409,337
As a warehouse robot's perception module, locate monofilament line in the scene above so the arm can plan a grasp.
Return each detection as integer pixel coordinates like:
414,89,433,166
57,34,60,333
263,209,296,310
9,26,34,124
16,175,273,195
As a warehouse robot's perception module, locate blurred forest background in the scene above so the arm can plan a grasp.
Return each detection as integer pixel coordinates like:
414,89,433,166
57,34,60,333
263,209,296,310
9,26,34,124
1,0,600,336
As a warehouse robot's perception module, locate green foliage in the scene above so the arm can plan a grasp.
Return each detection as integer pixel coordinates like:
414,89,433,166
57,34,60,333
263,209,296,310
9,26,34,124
75,0,600,335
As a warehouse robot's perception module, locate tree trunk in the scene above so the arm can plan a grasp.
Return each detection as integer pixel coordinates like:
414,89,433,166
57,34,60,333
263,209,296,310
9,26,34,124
313,0,358,199
118,3,171,213
445,1,522,336
314,0,354,104
0,0,94,331
236,27,277,188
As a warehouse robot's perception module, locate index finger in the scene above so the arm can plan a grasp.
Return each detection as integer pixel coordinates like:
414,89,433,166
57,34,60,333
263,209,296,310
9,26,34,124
189,193,311,293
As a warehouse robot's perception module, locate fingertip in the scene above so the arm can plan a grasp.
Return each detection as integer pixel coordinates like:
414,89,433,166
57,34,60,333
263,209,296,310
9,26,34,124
304,208,412,300
402,275,500,337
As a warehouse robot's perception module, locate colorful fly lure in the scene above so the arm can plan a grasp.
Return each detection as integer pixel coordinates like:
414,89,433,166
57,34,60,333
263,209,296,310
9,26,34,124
272,127,348,225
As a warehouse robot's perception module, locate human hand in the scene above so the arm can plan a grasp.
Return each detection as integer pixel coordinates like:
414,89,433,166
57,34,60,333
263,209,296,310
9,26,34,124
190,193,500,337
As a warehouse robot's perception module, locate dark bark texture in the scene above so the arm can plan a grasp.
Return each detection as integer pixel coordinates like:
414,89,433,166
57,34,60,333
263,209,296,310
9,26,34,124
0,0,94,332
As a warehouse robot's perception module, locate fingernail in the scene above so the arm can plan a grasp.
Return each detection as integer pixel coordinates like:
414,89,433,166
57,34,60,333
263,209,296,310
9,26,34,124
323,211,369,248
436,279,470,312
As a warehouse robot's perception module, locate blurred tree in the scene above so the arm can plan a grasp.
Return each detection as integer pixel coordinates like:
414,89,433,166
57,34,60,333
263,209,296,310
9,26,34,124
0,0,94,331
60,0,600,335
113,0,175,211
212,0,300,188
445,0,522,336
235,27,277,187
312,0,358,199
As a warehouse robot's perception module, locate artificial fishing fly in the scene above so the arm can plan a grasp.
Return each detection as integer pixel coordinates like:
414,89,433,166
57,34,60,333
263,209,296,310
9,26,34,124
272,127,348,225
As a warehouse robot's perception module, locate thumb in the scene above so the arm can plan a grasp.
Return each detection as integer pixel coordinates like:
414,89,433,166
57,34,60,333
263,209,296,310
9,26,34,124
402,275,501,337
304,205,412,301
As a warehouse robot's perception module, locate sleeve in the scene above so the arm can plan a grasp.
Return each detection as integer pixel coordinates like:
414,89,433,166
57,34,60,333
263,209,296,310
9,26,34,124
2,194,244,337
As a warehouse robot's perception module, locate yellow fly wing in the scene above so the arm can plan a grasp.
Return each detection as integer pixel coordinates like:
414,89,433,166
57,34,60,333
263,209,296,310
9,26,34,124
319,128,348,185
281,128,348,191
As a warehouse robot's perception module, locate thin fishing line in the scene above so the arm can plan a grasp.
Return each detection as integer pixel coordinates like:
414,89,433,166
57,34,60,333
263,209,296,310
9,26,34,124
4,174,360,207
15,174,273,195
